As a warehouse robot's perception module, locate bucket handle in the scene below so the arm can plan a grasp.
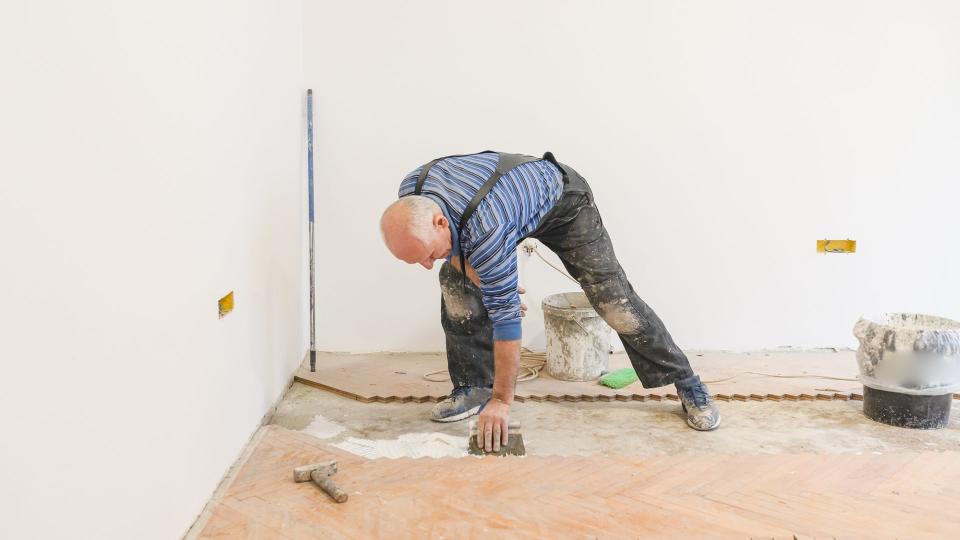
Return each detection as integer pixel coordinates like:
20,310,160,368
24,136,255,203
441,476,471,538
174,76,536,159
571,317,592,336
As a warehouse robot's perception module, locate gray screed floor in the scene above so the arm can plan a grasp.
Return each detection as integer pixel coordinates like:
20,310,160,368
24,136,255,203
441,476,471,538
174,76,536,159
271,382,960,458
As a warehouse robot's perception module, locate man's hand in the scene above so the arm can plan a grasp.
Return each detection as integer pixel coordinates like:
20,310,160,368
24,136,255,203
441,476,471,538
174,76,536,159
484,338,519,452
477,398,511,452
519,286,527,317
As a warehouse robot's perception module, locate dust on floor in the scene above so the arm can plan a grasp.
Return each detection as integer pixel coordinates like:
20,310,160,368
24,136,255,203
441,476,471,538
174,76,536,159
271,382,960,459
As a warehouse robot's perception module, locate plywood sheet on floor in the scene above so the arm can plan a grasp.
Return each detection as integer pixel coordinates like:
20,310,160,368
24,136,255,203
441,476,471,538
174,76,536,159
295,350,870,402
196,425,960,539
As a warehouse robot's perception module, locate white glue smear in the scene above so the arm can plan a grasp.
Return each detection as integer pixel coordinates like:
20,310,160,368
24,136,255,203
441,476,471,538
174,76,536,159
300,415,346,439
333,432,467,459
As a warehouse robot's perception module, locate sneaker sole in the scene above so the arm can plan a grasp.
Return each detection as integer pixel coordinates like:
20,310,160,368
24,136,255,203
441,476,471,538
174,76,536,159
686,415,722,431
430,404,483,423
680,402,721,431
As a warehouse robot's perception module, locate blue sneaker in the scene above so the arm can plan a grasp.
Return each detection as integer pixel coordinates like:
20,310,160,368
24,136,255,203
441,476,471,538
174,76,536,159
430,386,492,423
675,375,721,431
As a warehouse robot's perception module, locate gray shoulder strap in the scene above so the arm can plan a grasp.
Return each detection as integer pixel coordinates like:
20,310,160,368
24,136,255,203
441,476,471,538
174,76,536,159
457,152,540,235
454,152,541,279
412,151,496,195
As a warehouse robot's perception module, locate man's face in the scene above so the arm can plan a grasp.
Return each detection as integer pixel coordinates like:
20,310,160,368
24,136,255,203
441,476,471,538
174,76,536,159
399,238,451,270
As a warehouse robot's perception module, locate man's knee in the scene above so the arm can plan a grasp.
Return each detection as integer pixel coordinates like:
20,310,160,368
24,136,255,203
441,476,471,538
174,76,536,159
597,300,644,334
581,276,645,335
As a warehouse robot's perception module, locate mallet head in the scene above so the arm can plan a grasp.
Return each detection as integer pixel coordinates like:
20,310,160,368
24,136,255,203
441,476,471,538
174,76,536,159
293,461,338,482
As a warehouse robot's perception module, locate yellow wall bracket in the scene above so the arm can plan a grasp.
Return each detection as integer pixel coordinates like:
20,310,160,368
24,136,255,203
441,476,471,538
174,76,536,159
817,239,856,254
218,291,234,318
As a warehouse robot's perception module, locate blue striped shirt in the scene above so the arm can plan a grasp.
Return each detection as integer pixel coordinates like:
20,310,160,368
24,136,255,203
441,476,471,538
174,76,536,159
399,152,564,341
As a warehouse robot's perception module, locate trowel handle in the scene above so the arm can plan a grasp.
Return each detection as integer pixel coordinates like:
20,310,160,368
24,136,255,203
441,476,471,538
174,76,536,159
469,419,522,434
311,470,348,503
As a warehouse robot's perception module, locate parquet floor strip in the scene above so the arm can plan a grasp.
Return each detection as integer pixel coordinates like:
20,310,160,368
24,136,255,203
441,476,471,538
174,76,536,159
197,426,960,539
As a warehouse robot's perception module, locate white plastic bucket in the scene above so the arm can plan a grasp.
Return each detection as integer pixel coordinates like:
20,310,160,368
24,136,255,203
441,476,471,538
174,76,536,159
542,292,611,381
853,313,960,395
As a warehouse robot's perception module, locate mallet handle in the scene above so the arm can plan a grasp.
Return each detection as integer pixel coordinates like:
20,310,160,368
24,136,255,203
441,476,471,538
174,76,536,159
311,469,348,503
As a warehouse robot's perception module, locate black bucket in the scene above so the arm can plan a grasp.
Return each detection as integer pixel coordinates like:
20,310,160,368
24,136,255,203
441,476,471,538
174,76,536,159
854,313,960,430
862,386,952,429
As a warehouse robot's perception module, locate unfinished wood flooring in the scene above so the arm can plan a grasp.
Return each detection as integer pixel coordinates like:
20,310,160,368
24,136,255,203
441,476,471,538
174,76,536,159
295,350,874,404
195,426,960,539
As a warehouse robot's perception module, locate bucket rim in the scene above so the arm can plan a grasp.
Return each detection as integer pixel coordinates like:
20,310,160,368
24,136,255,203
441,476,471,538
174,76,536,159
542,291,598,315
855,313,960,332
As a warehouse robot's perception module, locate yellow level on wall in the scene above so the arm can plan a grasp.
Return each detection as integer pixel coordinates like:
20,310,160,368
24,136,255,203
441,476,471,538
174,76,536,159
219,291,234,318
817,239,856,254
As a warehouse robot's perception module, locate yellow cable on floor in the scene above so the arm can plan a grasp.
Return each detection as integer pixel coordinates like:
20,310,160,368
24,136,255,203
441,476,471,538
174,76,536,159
423,348,548,383
703,372,859,384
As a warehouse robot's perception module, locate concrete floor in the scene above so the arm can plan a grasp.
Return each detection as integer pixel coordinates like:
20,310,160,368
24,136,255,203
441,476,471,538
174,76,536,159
271,382,960,457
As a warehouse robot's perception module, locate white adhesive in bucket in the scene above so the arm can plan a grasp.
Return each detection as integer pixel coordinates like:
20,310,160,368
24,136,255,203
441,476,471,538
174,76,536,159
542,292,611,381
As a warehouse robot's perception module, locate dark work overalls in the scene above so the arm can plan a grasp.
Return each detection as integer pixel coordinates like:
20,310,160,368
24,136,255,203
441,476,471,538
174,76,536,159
411,152,696,391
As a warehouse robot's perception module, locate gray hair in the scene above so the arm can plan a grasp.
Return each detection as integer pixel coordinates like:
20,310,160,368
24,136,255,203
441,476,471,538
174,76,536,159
382,195,442,244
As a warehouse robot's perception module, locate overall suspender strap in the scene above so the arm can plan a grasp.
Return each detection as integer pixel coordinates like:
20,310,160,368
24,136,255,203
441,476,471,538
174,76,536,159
413,150,496,196
541,151,569,184
413,158,444,195
455,152,540,278
456,152,540,236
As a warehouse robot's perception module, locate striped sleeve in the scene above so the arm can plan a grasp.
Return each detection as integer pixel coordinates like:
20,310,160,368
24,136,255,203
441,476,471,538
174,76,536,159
463,206,523,341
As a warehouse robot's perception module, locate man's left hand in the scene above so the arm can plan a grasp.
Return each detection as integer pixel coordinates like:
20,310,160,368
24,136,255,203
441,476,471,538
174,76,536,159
476,398,511,452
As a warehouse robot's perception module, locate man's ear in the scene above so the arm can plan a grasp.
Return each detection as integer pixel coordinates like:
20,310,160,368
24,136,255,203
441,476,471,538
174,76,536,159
434,212,448,230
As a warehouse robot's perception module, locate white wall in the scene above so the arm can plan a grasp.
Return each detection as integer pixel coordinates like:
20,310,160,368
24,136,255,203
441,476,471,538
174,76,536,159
303,0,960,353
0,2,304,538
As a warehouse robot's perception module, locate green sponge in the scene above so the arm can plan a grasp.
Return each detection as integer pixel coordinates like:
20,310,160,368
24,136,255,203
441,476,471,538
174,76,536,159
599,367,639,389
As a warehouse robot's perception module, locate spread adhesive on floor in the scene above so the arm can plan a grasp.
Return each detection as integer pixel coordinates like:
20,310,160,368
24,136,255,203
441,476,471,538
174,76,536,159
332,432,467,459
300,414,347,439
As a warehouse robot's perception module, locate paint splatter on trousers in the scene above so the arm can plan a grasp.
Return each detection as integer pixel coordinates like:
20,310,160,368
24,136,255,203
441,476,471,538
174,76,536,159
440,164,695,389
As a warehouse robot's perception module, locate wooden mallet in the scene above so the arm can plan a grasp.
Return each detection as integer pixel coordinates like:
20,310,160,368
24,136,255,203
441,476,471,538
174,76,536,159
293,461,348,503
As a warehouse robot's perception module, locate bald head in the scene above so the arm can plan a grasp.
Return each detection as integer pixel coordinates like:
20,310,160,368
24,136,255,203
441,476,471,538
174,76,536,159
381,196,453,269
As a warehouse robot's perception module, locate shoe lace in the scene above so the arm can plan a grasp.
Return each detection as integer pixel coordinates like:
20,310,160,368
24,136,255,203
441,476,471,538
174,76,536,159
683,383,711,408
448,386,472,400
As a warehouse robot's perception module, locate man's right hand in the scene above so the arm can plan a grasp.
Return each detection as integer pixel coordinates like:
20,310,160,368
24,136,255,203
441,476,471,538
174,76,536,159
476,398,511,452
